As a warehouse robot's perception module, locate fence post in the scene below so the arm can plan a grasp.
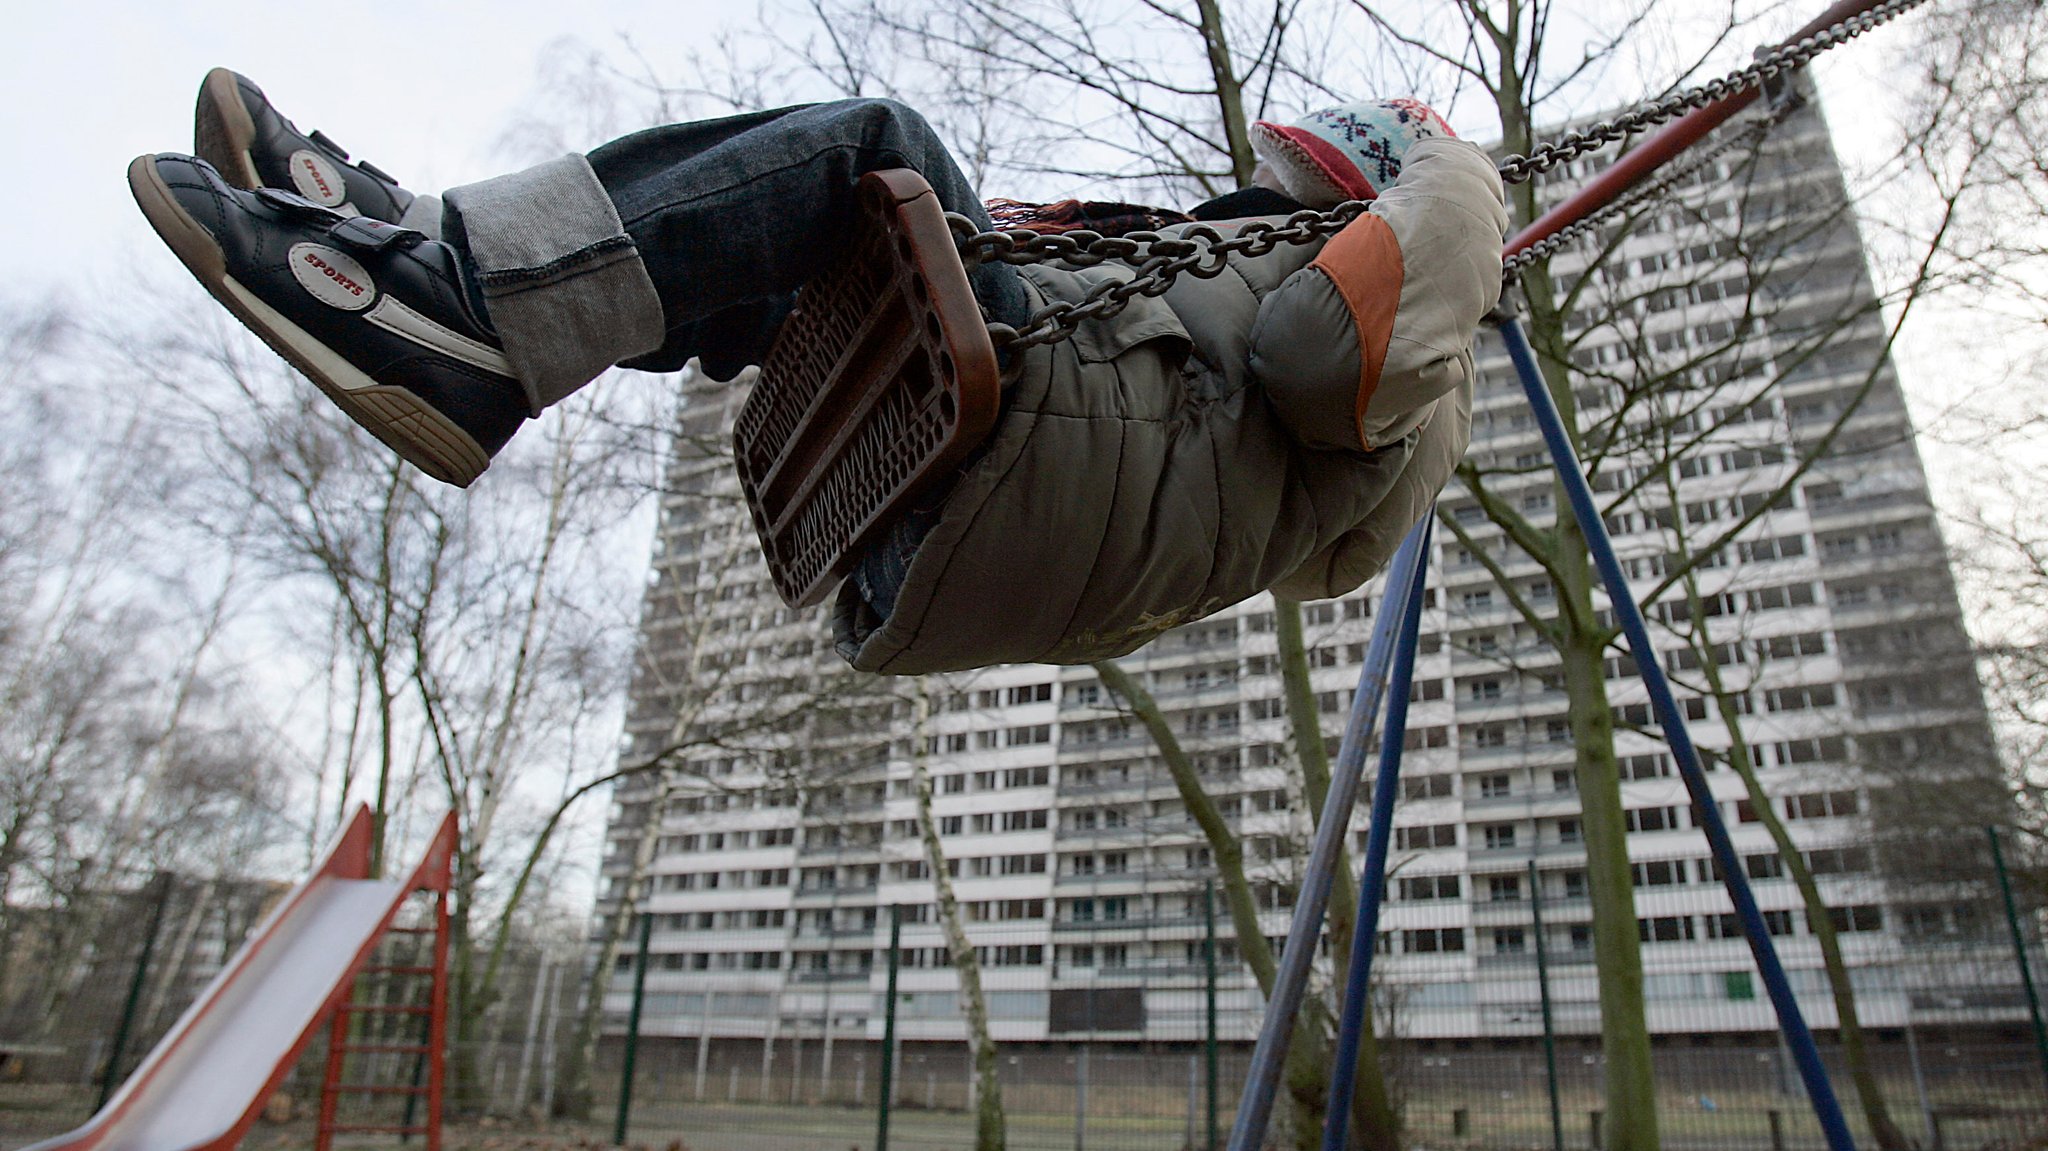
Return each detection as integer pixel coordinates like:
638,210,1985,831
1903,1019,1935,1147
1075,1043,1089,1151
1988,825,2048,1090
613,910,653,1146
877,903,901,1151
1529,860,1564,1151
1205,879,1219,1151
97,872,172,1113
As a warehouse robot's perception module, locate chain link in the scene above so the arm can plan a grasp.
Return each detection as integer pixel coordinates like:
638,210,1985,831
1500,113,1779,281
949,206,1368,349
945,0,1926,351
1495,0,1925,183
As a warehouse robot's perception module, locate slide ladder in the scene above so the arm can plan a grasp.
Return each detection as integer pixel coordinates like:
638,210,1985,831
316,876,450,1149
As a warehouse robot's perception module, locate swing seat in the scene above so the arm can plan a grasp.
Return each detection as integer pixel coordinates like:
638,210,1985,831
735,169,1003,609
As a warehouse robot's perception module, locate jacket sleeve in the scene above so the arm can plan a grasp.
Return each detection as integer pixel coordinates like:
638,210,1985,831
1268,379,1474,601
1247,137,1507,453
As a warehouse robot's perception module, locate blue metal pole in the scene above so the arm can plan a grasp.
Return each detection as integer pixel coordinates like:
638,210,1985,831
1322,517,1433,1151
1494,311,1859,1151
1226,518,1433,1151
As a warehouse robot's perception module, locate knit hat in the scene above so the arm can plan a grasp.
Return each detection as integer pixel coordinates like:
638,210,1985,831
1249,98,1456,207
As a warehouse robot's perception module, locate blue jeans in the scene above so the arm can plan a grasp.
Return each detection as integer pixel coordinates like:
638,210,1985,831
591,99,1030,379
444,97,1028,403
443,98,1026,618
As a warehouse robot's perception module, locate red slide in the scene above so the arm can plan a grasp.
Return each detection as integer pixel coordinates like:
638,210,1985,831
23,806,454,1151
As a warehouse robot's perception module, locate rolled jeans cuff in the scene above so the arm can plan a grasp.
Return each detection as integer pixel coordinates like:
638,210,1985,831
442,155,664,412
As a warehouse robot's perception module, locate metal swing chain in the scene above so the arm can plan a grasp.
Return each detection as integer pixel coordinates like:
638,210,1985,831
1499,110,1780,282
1495,0,1926,183
945,0,1926,352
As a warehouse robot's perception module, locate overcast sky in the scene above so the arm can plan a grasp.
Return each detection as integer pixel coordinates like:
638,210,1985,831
8,1,1922,296
4,1,765,304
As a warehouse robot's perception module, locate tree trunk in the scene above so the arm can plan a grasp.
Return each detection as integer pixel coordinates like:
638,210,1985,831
910,688,1004,1151
1276,599,1401,1151
1191,0,1255,188
1093,660,1338,1151
1558,613,1659,1151
1709,694,1909,1150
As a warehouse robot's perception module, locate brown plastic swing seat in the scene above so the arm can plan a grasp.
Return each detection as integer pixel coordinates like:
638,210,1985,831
734,168,1003,609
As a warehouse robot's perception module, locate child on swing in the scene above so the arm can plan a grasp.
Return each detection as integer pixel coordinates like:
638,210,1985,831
131,71,1506,674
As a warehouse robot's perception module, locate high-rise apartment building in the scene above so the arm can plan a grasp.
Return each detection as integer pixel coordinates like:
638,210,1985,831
596,89,2003,1054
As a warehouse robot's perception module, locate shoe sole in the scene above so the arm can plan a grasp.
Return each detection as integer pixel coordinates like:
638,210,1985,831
194,68,263,191
128,154,490,487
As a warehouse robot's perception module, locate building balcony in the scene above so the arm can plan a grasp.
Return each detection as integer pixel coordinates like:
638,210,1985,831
1465,841,1588,864
794,882,880,902
1461,790,1583,817
1457,690,1572,720
1057,770,1239,798
1475,948,1598,971
793,923,882,940
792,968,876,984
1457,742,1577,765
1055,824,1171,846
1057,734,1156,757
805,800,888,819
1052,913,1211,934
1142,680,1245,707
798,842,885,859
1054,869,1189,889
1467,896,1593,926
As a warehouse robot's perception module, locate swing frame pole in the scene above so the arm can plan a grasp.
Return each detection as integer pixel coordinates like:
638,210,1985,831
1224,521,1433,1151
1321,518,1432,1151
1493,309,1859,1151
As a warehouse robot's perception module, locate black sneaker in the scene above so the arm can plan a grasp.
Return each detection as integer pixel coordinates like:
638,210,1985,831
194,68,419,225
129,153,526,486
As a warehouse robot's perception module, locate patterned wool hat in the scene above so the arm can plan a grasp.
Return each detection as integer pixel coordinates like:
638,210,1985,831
1250,98,1457,207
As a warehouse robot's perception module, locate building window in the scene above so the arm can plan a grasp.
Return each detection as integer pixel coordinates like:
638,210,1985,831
1624,806,1680,833
1006,683,1053,705
1404,928,1466,954
1631,859,1685,887
1638,915,1696,943
1399,875,1460,901
1403,775,1454,801
1396,824,1458,851
1822,905,1884,933
1785,790,1860,820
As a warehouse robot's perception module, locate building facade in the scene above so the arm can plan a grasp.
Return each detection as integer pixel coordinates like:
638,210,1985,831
595,90,2008,1055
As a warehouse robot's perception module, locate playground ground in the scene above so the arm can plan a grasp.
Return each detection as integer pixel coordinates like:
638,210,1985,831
0,1083,2043,1151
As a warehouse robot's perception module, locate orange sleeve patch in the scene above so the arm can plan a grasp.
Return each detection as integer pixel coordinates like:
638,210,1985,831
1309,214,1404,450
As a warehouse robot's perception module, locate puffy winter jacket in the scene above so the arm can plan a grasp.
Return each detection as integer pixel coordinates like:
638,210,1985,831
833,136,1507,674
